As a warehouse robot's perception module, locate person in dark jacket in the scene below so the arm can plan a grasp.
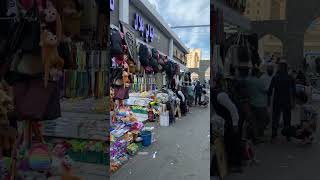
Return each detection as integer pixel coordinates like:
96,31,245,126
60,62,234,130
212,75,242,173
194,81,203,106
268,61,296,143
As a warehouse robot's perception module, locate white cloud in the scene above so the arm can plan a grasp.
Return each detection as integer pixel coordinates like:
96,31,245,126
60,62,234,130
149,0,210,58
147,0,160,12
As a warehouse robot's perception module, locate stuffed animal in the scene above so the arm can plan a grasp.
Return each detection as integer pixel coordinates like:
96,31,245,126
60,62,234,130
6,0,18,17
122,71,130,88
39,0,64,87
40,30,64,87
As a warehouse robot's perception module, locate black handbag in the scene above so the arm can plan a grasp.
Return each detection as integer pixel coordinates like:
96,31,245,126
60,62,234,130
8,4,41,56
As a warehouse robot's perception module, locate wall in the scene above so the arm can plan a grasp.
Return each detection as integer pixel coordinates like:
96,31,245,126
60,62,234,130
173,45,187,65
110,0,120,26
128,3,170,55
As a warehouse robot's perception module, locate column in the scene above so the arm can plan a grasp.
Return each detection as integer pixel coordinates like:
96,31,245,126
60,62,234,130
119,0,129,24
169,38,173,58
284,33,304,70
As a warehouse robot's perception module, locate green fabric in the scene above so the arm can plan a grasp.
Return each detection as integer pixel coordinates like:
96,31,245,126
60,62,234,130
247,76,268,107
188,86,194,96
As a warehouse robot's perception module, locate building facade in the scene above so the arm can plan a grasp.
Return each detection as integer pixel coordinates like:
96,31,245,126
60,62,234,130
245,0,320,58
110,0,188,70
186,48,201,68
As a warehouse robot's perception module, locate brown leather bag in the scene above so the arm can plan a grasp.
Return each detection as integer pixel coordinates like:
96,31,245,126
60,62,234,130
13,78,61,121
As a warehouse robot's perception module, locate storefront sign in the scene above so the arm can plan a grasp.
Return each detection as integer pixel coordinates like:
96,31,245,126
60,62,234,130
110,0,115,11
134,13,155,43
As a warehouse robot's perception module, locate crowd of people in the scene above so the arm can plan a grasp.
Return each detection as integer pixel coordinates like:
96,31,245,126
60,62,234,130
212,59,316,173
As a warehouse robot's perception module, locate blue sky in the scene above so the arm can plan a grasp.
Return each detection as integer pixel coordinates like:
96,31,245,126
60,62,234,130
147,0,210,59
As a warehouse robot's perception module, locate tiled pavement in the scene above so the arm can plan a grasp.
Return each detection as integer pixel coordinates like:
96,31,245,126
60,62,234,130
111,106,210,180
224,101,320,180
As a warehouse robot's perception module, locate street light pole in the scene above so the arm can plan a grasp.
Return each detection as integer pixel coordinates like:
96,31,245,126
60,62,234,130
170,25,210,29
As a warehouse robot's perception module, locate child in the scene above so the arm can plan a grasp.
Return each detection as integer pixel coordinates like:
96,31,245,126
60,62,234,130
281,121,314,144
281,91,316,144
199,90,209,107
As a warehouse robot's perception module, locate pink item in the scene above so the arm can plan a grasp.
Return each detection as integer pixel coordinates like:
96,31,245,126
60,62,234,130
20,0,46,11
20,0,33,10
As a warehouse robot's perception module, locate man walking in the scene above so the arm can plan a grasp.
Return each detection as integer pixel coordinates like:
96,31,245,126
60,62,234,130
247,68,270,143
268,61,296,143
194,81,203,106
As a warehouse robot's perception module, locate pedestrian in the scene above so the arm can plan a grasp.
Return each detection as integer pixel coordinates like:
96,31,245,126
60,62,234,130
260,63,274,125
212,74,242,173
194,81,203,106
296,70,307,86
247,67,270,144
232,67,253,140
176,87,187,115
188,83,194,106
268,60,296,143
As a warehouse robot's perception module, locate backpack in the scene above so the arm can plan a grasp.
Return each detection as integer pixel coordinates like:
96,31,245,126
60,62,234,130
138,44,150,67
165,61,176,77
110,29,123,55
150,48,159,72
151,48,159,59
150,57,159,73
158,54,165,65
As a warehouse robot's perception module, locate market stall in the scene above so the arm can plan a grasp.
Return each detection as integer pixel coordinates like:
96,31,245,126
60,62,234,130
0,0,108,179
109,19,187,173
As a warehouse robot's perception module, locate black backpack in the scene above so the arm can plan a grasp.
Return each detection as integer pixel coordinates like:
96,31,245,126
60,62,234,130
165,61,176,77
151,48,158,58
138,44,150,67
150,48,159,72
110,29,123,55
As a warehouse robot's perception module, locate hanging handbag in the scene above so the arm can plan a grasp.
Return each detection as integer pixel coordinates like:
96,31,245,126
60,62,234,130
114,86,129,100
5,5,39,56
13,78,61,121
121,22,137,63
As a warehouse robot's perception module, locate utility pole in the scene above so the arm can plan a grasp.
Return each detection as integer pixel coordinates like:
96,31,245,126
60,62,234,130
170,25,210,29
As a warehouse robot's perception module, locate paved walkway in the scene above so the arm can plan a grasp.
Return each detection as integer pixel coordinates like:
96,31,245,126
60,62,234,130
111,106,210,180
223,102,320,180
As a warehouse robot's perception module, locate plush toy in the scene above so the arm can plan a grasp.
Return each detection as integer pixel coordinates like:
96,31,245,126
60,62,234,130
40,30,64,87
40,0,64,87
122,71,130,88
6,0,18,17
50,144,67,176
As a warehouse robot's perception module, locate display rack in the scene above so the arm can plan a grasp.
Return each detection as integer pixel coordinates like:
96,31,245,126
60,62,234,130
41,112,107,141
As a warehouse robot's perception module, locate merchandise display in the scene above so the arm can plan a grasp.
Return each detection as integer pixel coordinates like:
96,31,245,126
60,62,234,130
109,20,190,173
0,0,108,179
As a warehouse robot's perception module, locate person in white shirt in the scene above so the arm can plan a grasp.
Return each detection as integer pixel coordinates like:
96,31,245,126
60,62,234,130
259,63,274,124
176,87,187,115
